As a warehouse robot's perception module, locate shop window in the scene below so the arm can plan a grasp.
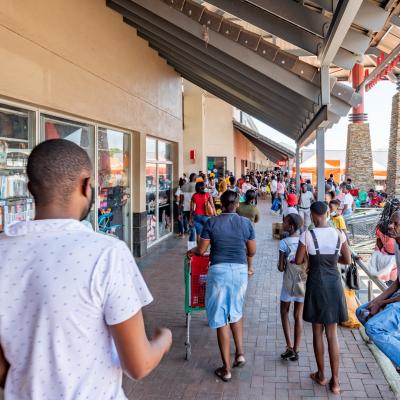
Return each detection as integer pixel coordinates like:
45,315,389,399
146,138,173,246
0,104,35,232
40,115,96,226
146,138,157,161
98,128,131,246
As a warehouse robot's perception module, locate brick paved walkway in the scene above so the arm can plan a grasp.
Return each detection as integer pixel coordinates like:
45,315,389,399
125,201,395,400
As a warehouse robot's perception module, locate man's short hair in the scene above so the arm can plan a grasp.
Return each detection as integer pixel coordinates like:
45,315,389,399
27,139,92,204
310,201,328,216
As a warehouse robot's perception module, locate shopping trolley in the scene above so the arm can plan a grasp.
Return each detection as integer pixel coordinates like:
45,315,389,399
184,254,210,360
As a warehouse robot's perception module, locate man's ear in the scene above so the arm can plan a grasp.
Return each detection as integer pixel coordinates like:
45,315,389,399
82,177,91,199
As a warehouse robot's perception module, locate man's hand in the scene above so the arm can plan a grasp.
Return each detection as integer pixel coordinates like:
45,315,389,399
368,300,384,316
186,249,195,259
153,327,172,354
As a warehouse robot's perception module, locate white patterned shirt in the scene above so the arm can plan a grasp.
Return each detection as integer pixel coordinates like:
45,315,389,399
0,219,153,400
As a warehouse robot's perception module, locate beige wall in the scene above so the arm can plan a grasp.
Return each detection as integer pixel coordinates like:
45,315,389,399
183,82,204,175
0,0,182,141
203,95,235,172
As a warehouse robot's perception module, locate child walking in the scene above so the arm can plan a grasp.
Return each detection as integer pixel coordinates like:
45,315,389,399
295,201,351,395
278,213,306,361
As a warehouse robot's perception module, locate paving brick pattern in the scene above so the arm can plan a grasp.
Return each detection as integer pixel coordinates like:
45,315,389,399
124,201,395,400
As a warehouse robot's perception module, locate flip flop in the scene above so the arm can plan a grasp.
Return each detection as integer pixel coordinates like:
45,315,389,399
248,271,254,276
233,355,246,368
214,367,232,382
310,372,327,386
329,379,341,395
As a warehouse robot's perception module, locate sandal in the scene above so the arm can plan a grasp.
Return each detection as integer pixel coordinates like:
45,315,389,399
280,348,295,360
310,371,327,386
248,270,254,276
233,354,246,368
214,367,232,382
329,379,340,395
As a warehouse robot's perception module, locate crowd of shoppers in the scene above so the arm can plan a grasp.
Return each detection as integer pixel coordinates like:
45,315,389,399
1,143,399,400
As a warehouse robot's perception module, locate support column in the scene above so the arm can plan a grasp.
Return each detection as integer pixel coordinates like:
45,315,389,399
131,132,147,257
295,146,301,195
316,128,325,201
386,90,400,197
346,63,374,191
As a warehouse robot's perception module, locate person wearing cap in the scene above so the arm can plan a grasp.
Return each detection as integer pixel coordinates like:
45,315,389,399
283,193,299,217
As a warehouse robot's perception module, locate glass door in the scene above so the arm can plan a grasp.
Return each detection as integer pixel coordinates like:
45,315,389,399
97,127,131,246
146,163,157,245
0,104,36,232
158,163,172,239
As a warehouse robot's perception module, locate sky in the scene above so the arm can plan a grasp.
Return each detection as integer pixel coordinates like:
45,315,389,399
253,81,398,151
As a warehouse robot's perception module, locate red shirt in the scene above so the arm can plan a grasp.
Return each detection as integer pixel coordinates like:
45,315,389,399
192,192,210,215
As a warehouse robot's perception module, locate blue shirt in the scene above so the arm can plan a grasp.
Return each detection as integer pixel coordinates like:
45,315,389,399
200,213,255,265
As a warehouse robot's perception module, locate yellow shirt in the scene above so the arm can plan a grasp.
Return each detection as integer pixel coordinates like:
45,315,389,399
219,180,227,193
331,215,346,230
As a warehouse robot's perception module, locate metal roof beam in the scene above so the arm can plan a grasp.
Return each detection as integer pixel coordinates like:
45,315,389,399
169,60,303,132
109,0,322,104
178,71,298,138
202,0,322,55
318,0,363,67
137,30,313,120
215,0,330,37
116,4,316,110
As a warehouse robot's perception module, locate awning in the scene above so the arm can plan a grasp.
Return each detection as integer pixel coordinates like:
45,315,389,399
105,0,388,145
233,120,295,163
107,0,398,147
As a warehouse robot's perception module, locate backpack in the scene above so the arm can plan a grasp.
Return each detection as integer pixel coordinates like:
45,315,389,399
282,238,307,298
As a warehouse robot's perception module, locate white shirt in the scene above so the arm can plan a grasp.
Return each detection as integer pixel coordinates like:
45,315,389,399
394,243,400,283
270,180,277,193
300,227,346,255
299,191,314,208
283,206,299,217
344,193,354,208
241,182,255,193
0,219,153,400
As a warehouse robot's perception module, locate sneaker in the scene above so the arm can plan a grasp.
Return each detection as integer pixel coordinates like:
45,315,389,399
289,351,299,361
280,348,295,360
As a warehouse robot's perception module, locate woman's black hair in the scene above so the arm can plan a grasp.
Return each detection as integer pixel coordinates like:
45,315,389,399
179,177,185,187
285,213,303,232
310,201,328,216
378,198,400,235
229,176,236,186
245,189,257,204
220,190,238,213
195,181,205,194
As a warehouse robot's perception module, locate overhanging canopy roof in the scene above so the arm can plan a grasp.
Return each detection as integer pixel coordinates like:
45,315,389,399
234,121,295,163
107,0,390,145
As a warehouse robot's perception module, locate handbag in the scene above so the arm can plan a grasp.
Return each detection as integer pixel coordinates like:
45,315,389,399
345,260,360,290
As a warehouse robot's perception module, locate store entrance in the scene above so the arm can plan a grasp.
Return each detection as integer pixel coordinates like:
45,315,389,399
207,156,227,179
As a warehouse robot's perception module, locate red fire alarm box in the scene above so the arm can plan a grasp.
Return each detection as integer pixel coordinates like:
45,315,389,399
189,149,196,161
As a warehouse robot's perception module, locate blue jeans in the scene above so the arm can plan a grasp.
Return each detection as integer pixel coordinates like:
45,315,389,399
356,291,400,367
193,214,210,237
178,211,189,234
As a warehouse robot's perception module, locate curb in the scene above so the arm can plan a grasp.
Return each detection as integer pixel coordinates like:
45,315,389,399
359,327,400,399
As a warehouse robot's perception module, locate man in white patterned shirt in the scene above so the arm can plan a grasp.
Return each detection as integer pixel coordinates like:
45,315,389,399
0,139,172,399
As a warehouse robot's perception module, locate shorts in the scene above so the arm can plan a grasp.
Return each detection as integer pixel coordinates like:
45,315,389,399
193,214,210,236
205,263,248,329
280,285,304,303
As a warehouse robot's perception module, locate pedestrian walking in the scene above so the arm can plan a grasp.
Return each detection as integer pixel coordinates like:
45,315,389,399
0,139,172,399
190,181,216,241
298,182,314,229
187,190,256,382
237,189,260,275
278,213,306,362
295,201,351,395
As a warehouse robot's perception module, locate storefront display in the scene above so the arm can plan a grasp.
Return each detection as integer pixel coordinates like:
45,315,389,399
98,127,131,246
0,104,35,232
41,115,96,227
145,138,173,246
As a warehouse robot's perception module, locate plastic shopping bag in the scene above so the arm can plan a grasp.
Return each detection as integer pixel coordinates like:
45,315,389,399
340,288,361,329
368,250,395,277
